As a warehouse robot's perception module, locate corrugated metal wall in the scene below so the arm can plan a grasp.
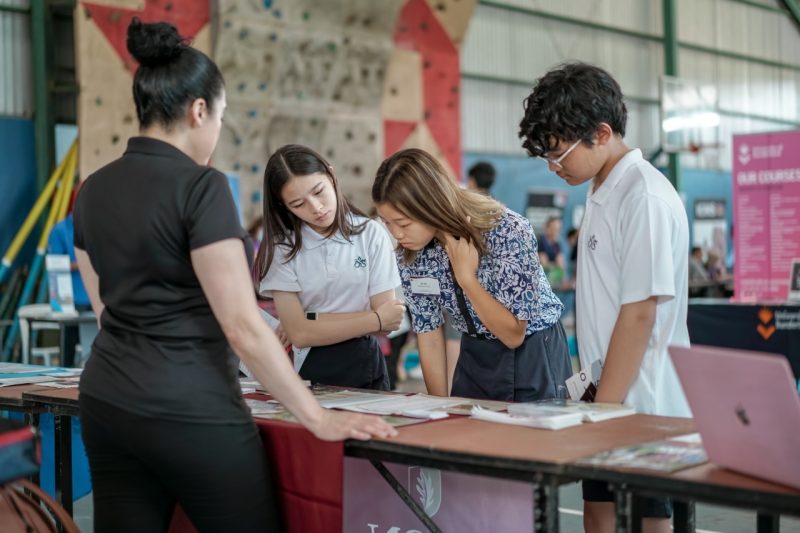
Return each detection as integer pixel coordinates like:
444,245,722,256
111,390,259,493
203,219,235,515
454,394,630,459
0,1,32,118
461,0,800,170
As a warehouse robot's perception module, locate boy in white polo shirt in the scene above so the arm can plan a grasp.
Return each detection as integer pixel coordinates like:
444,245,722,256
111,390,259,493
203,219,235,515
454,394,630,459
519,62,690,533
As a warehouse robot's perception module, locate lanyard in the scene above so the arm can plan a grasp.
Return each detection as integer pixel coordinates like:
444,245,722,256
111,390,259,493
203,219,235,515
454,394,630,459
447,262,478,336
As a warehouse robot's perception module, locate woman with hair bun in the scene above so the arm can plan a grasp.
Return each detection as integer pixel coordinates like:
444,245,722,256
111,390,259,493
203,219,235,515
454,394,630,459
73,18,395,532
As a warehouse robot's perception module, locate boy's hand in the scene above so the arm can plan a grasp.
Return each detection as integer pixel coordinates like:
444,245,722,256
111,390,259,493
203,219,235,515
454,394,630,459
442,233,479,286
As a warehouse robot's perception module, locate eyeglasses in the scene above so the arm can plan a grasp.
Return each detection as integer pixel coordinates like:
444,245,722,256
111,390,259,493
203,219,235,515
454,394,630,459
538,139,581,170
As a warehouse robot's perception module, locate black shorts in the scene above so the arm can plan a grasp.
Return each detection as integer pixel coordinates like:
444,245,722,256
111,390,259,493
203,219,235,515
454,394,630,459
582,479,672,518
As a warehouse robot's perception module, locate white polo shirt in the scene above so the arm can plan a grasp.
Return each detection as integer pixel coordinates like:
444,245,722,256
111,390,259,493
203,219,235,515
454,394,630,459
576,149,691,417
260,216,401,369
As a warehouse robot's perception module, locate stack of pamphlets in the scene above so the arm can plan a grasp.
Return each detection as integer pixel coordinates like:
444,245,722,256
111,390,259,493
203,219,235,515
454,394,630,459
470,405,584,430
575,437,707,473
316,391,463,419
0,364,82,387
244,398,285,416
507,400,636,422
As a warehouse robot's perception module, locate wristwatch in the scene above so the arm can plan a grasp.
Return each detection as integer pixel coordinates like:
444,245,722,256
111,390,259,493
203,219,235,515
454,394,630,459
305,311,318,321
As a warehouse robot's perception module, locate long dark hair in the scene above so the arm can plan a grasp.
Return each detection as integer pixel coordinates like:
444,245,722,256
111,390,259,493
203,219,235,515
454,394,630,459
254,144,367,281
126,17,224,129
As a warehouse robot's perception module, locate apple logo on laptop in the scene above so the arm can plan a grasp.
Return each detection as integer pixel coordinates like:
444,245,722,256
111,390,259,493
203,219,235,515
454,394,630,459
735,403,750,426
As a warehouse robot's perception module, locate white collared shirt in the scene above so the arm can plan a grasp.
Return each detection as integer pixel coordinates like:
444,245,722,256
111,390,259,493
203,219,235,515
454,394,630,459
576,149,691,417
259,216,400,369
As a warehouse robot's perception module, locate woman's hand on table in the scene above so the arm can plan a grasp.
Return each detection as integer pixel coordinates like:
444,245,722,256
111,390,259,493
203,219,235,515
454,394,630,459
310,409,398,441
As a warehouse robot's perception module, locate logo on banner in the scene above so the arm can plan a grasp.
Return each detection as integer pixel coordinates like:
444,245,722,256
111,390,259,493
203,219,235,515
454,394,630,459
735,403,751,426
738,144,751,166
411,467,442,518
738,142,784,166
757,307,776,340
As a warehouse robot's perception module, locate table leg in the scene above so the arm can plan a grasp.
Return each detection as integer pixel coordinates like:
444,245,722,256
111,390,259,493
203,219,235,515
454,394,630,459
53,414,73,522
614,487,632,533
631,494,643,533
673,500,696,533
24,411,41,486
757,513,780,533
60,325,79,368
533,481,559,533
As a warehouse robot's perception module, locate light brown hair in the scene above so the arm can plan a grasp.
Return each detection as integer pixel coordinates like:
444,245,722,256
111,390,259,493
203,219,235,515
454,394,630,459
372,148,504,263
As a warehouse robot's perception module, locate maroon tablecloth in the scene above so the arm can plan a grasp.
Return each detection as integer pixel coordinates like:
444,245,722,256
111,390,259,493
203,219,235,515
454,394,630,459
169,414,343,533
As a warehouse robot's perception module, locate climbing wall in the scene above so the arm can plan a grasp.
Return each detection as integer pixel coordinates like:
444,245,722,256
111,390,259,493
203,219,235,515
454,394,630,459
75,0,211,179
74,0,476,222
214,0,404,221
382,0,476,182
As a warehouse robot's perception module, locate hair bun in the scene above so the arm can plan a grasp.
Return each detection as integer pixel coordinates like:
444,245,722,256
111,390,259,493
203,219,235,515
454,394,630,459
126,17,187,67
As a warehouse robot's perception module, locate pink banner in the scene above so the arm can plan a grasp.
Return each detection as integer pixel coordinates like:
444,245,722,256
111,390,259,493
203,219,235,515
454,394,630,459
343,457,533,532
733,130,800,301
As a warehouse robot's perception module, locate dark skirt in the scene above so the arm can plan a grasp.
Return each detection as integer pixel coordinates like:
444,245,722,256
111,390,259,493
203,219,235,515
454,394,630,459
451,321,572,402
300,335,390,390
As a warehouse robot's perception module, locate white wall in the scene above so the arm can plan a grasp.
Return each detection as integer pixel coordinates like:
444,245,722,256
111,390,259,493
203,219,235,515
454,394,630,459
461,0,800,170
0,0,32,118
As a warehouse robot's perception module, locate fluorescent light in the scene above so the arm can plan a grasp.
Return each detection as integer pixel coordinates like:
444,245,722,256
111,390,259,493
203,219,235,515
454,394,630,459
662,111,721,132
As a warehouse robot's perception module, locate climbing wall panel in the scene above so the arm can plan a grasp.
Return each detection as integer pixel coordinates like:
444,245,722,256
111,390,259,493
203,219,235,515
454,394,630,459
425,0,476,46
382,47,423,122
214,0,403,222
381,0,476,183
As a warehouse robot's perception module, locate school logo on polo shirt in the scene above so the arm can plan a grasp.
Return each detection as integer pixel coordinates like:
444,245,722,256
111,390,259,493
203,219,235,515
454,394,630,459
588,234,598,251
354,256,367,268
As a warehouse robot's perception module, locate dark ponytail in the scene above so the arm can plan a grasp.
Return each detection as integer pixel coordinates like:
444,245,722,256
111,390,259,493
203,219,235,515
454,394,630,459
126,17,224,129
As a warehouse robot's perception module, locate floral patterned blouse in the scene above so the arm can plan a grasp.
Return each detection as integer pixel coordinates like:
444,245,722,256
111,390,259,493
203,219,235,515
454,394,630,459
398,208,563,338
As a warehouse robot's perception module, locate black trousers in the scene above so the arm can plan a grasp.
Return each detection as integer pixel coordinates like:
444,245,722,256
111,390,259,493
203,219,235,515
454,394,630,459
79,394,281,533
300,335,390,390
452,321,572,402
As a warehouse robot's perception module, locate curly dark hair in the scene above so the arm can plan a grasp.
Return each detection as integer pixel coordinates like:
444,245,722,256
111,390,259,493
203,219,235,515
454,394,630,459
518,62,627,157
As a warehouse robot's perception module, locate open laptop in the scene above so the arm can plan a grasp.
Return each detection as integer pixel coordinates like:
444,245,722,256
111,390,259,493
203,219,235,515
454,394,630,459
670,344,800,490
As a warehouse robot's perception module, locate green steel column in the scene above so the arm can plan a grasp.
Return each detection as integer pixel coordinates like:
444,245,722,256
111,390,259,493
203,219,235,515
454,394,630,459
781,0,800,28
663,0,680,191
31,0,54,192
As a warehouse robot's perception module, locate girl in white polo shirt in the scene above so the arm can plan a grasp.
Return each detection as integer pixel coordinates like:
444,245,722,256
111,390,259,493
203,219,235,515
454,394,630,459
254,144,405,390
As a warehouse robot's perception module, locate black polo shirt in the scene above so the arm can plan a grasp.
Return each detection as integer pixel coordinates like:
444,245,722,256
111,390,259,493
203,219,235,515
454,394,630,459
74,137,250,424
